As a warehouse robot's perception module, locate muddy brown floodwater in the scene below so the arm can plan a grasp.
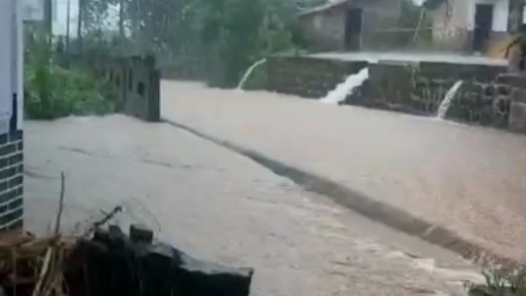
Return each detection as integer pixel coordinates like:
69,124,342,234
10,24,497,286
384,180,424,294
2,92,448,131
24,115,482,296
161,80,526,263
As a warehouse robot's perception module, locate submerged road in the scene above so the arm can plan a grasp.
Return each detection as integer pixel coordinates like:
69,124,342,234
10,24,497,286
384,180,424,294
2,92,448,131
161,81,526,263
24,115,480,296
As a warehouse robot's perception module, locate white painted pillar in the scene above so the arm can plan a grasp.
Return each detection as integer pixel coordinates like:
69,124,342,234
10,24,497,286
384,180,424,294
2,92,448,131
15,0,24,130
0,0,23,133
0,0,13,134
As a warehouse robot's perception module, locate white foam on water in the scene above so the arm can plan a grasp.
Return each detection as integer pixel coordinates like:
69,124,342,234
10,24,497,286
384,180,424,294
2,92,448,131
412,258,484,284
320,68,369,105
237,59,267,90
436,80,463,119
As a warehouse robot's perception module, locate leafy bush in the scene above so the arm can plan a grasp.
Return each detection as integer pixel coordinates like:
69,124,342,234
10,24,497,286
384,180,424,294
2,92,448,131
24,62,116,119
468,267,526,296
23,25,116,119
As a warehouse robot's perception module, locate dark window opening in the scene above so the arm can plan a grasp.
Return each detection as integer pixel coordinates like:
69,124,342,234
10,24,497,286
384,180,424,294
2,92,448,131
129,70,133,90
137,82,145,97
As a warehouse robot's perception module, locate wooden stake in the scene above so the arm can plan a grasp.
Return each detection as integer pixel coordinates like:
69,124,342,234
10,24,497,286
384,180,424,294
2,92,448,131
54,172,65,236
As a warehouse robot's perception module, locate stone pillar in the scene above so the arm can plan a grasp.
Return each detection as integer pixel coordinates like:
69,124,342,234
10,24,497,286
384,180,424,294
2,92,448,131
499,73,526,132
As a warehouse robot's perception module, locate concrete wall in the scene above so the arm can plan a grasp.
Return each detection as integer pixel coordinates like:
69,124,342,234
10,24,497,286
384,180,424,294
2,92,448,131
431,0,471,51
64,53,161,122
431,0,511,52
356,0,405,50
89,56,161,122
300,8,346,51
300,0,404,51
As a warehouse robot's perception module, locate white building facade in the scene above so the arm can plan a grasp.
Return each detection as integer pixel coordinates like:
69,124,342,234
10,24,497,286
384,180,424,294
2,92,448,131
0,0,25,232
430,0,522,53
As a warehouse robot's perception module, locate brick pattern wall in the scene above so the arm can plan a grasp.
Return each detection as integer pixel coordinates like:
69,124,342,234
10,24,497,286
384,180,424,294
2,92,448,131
0,130,23,231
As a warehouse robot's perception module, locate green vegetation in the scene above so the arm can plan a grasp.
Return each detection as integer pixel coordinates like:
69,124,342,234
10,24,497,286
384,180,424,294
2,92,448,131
24,29,116,119
468,267,526,296
79,0,312,87
24,62,116,119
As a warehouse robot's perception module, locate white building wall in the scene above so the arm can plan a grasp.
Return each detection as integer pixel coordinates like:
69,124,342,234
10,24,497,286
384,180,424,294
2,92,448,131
0,0,13,135
16,0,23,130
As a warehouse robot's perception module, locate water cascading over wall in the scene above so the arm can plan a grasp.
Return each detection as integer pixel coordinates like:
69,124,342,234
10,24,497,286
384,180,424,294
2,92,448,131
265,55,512,127
266,56,368,98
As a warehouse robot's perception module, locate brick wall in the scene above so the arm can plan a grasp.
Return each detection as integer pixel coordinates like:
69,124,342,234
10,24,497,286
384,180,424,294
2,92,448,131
0,129,23,231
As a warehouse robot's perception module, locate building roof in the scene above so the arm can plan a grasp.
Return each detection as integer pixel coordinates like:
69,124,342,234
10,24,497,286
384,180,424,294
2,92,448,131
298,0,353,17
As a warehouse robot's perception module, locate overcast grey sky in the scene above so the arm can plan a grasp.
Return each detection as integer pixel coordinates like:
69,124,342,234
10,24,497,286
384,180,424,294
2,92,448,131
53,0,119,36
51,0,424,36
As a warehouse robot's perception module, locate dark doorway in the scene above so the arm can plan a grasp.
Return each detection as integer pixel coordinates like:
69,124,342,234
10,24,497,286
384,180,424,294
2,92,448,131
473,4,493,52
345,8,362,51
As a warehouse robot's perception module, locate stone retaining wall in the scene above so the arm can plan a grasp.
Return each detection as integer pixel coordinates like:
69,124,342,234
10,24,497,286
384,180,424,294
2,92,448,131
499,74,526,132
266,56,367,98
364,62,510,127
0,129,23,232
266,55,514,128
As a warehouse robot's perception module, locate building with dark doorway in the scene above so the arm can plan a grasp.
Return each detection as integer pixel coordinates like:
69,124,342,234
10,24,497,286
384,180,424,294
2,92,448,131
426,0,524,53
298,0,410,51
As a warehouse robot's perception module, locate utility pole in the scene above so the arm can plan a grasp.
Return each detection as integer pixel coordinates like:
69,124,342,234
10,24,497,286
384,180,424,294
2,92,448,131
77,0,84,53
66,0,71,53
119,0,125,39
44,0,53,36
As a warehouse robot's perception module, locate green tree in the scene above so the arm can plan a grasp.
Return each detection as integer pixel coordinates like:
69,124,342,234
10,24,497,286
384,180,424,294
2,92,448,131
77,0,307,86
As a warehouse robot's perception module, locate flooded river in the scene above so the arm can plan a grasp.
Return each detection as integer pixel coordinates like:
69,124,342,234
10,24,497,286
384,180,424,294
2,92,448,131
24,115,480,296
162,81,526,263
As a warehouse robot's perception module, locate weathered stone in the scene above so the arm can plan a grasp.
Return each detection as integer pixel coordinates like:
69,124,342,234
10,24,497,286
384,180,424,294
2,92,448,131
509,88,526,132
483,85,496,97
497,85,511,96
497,73,526,87
265,55,515,127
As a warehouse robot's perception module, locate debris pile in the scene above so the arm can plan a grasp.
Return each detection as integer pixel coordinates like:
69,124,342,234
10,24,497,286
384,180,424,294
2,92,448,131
0,173,254,295
0,233,75,296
